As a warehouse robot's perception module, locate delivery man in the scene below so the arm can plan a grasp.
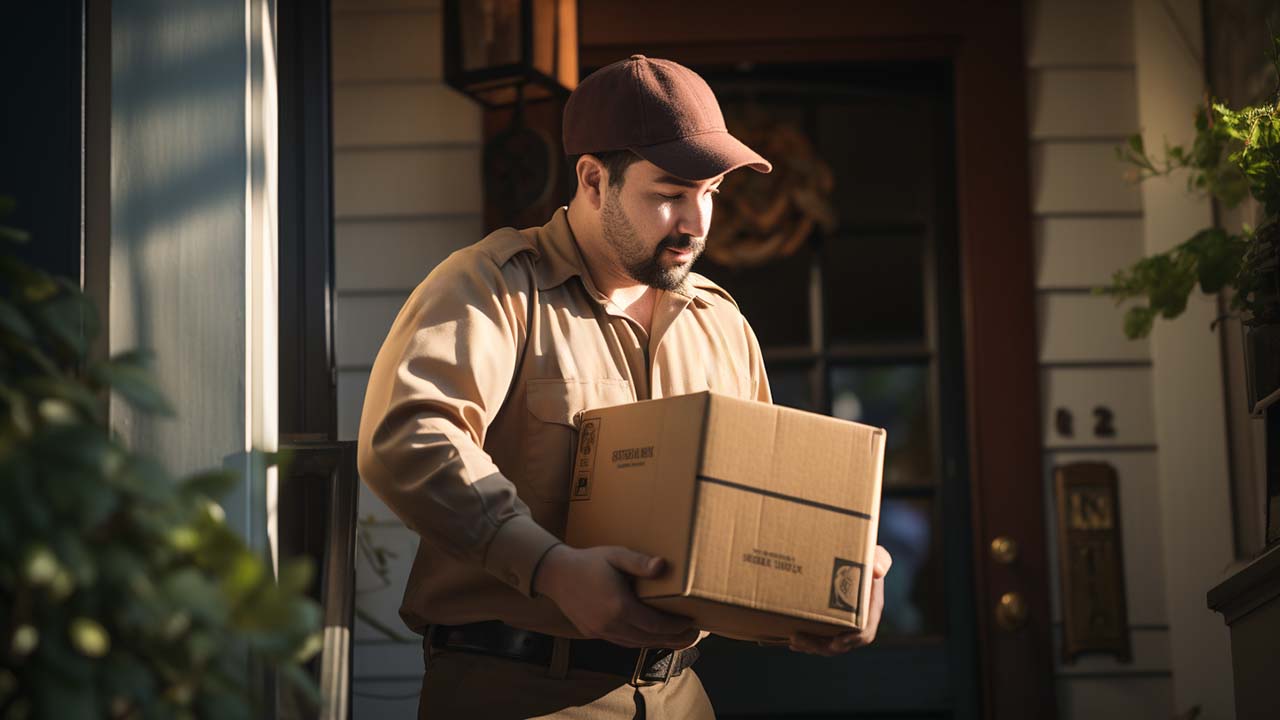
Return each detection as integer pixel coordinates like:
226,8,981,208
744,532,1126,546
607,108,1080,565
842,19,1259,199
357,55,893,719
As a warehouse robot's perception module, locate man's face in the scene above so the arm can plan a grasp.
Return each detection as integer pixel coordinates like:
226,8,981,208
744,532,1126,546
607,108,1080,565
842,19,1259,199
598,159,723,291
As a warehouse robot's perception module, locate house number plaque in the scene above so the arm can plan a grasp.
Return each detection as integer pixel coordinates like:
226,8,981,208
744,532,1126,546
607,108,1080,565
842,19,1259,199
1054,461,1132,663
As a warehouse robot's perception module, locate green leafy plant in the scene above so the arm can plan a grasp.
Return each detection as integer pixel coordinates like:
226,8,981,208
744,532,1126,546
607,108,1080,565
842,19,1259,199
1101,33,1280,338
0,200,322,719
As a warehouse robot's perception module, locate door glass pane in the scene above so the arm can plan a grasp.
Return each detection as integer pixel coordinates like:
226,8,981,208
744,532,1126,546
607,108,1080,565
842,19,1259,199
813,95,934,226
697,242,812,349
877,496,944,637
766,364,814,412
829,364,935,488
823,230,926,346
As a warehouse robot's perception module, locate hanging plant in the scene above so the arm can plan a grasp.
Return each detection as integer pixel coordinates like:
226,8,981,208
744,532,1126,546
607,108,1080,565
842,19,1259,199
1099,33,1280,338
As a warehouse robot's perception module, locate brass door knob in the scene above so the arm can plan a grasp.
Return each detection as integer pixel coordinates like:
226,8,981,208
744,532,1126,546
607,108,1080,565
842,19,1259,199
990,536,1019,564
996,592,1027,631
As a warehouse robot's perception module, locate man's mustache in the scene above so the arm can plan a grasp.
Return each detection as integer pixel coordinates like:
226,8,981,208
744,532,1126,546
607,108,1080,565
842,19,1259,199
657,235,702,253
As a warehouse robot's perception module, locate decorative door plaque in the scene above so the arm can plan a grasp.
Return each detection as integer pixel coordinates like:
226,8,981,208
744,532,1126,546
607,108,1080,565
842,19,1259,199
1054,461,1132,663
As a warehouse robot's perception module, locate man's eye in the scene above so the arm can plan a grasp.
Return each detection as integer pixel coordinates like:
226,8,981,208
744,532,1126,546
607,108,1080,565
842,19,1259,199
658,193,682,200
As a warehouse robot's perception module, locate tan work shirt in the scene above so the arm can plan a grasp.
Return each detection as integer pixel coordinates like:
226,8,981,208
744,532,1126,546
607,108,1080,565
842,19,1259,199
358,207,772,638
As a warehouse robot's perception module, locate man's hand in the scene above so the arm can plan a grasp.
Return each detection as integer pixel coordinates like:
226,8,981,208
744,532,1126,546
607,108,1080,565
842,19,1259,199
789,545,892,656
533,544,699,649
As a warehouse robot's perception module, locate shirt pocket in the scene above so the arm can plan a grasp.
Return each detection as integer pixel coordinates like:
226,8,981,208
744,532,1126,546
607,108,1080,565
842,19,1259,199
524,378,633,503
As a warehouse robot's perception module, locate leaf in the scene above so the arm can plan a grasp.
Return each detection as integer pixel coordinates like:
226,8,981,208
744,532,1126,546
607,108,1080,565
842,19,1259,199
180,470,240,502
276,558,314,596
161,568,228,625
0,226,29,244
20,376,103,424
274,662,321,712
219,552,266,605
0,386,34,437
114,455,177,503
92,351,174,415
101,651,157,707
1192,230,1246,293
68,617,111,658
33,291,90,358
1123,306,1157,339
0,299,34,342
33,670,98,719
196,685,251,720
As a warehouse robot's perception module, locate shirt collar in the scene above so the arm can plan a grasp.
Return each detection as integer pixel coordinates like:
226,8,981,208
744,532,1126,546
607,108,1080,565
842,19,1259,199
533,207,716,308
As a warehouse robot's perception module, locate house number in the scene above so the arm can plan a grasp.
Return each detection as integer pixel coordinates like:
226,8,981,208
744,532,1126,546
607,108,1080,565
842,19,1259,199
1093,406,1115,438
1054,406,1117,439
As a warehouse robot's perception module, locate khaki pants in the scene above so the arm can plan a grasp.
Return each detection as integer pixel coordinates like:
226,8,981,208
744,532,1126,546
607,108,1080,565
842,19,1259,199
418,647,717,719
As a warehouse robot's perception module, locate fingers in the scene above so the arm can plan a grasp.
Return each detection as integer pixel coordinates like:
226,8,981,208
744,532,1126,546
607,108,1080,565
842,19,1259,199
864,570,886,642
789,571,888,656
873,545,893,578
610,596,696,648
626,602,694,635
605,547,665,578
788,631,853,657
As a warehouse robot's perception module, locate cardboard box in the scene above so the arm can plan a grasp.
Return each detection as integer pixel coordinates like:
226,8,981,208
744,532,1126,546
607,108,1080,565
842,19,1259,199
566,391,885,643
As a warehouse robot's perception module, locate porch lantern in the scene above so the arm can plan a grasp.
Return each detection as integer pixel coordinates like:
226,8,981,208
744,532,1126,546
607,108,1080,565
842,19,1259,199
443,0,579,108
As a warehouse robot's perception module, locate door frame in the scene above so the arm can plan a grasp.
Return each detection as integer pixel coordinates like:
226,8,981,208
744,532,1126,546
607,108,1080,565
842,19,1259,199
579,3,1053,718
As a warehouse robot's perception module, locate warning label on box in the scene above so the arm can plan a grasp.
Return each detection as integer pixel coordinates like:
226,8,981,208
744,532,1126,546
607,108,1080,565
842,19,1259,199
828,557,864,613
571,418,601,501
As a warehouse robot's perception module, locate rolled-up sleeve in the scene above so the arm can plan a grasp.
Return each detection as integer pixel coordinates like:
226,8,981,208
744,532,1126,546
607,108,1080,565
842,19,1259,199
356,248,561,598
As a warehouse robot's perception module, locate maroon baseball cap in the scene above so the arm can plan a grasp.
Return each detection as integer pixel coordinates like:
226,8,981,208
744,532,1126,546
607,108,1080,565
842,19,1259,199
563,55,772,181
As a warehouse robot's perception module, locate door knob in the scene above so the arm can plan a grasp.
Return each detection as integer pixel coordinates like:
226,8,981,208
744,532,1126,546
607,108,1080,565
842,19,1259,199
996,592,1027,631
990,536,1019,564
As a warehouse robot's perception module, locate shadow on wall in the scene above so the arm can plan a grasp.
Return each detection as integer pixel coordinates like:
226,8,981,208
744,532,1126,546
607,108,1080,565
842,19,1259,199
110,0,250,472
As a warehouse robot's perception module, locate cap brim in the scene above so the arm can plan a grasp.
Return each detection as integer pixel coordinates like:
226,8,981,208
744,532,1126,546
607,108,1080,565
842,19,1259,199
630,130,772,181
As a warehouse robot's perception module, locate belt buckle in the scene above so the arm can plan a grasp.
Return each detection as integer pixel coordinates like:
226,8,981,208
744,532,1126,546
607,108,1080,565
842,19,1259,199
630,648,678,687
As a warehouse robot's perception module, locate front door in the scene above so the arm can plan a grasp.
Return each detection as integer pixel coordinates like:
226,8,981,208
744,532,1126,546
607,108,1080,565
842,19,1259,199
690,61,979,720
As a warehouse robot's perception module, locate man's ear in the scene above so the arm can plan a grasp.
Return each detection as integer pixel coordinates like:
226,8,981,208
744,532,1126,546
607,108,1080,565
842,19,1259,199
575,155,607,210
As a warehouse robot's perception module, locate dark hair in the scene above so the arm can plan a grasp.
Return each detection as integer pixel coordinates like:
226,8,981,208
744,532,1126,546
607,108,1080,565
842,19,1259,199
567,149,643,190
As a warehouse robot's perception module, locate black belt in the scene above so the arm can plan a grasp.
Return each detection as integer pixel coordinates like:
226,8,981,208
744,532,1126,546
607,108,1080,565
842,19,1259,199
425,621,699,686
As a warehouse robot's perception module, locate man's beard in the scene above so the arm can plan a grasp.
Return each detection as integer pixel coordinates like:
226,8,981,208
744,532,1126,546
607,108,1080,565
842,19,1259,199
601,190,703,291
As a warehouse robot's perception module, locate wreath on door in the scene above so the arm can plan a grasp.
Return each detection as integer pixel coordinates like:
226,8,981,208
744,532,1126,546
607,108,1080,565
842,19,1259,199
705,121,837,268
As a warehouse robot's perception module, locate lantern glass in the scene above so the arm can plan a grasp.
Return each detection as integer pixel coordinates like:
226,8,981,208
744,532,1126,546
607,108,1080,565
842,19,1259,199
460,0,522,72
531,0,578,91
446,0,578,107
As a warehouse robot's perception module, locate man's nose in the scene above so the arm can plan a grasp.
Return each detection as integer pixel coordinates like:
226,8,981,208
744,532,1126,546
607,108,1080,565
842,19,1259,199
676,197,712,239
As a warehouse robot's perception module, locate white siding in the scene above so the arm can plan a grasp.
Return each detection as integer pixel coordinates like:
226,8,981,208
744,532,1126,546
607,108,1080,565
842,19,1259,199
334,147,483,218
331,9,442,82
334,83,480,147
1025,0,1135,67
1028,69,1139,139
1031,142,1143,214
1034,218,1145,289
336,216,481,291
330,2,482,716
1131,1,1235,716
1025,2,1177,717
1037,294,1150,363
1040,367,1157,449
336,294,410,369
1055,676,1173,720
